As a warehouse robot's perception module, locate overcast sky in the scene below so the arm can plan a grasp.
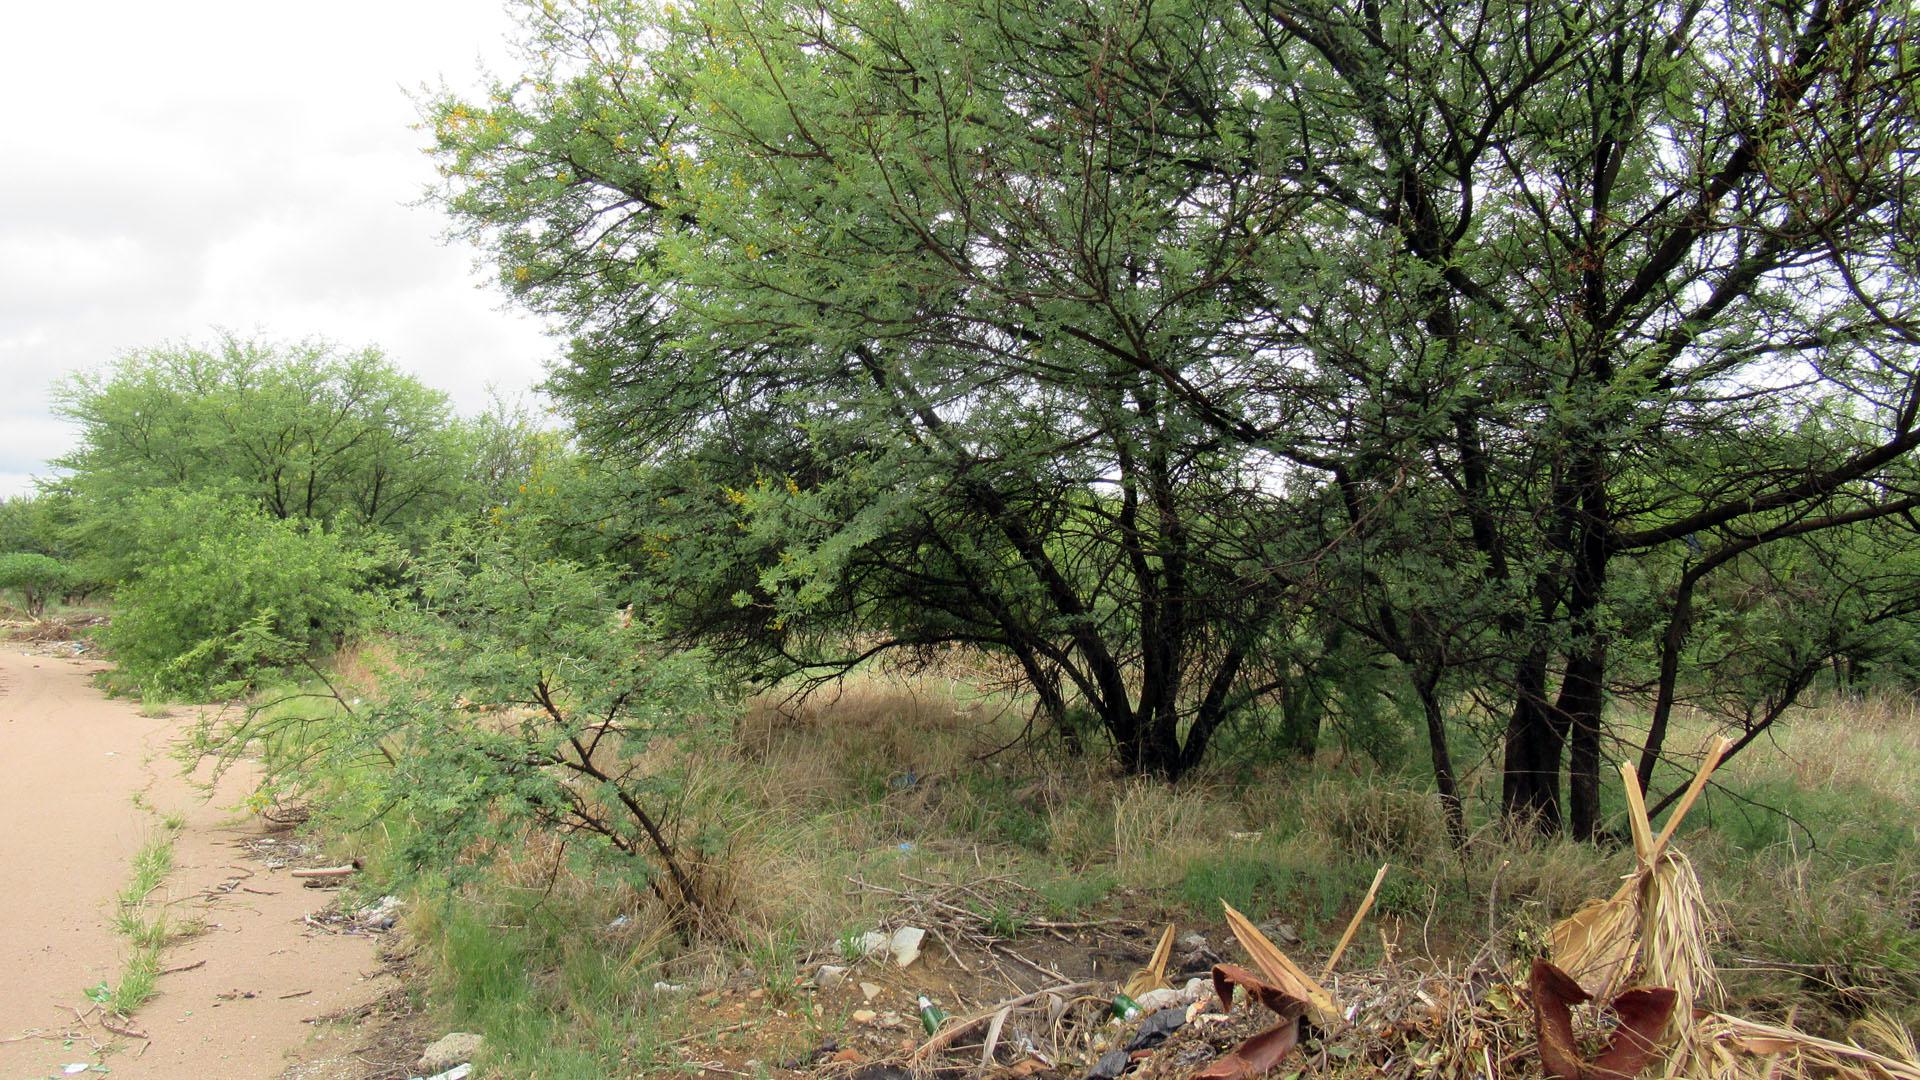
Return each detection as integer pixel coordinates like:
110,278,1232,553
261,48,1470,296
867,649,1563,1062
0,1,559,498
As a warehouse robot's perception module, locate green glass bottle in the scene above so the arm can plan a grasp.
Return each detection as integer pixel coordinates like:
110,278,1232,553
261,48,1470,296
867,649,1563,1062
917,994,946,1035
1111,992,1143,1021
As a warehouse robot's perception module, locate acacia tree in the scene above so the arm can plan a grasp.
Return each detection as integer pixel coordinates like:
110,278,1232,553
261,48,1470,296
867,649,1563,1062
430,0,1342,777
1234,0,1920,835
433,0,1920,807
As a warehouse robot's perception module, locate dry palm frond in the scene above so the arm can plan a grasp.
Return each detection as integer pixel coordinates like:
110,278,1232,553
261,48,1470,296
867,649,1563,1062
1126,924,1177,998
1646,849,1721,1076
1323,864,1389,982
1550,745,1730,1000
1688,1012,1920,1080
1222,901,1342,1028
1642,849,1720,1016
1548,893,1642,1000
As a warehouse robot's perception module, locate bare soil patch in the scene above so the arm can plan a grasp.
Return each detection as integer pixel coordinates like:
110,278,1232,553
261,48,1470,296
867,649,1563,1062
0,647,391,1079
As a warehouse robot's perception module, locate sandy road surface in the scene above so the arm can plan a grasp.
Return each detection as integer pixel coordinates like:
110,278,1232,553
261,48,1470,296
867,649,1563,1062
0,648,391,1080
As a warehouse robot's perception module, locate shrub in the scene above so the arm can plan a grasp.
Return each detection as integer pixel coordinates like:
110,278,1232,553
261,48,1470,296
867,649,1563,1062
203,522,732,930
103,492,381,697
0,552,69,617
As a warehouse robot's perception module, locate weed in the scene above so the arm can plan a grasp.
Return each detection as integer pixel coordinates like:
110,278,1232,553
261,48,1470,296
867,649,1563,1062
1037,871,1116,917
982,903,1025,938
112,910,170,951
744,929,805,1005
110,947,160,1014
95,825,182,1019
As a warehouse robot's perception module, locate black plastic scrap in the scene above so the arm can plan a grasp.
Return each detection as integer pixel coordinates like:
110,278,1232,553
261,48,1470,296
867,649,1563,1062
1079,1047,1134,1080
1073,1003,1189,1077
1125,1007,1190,1052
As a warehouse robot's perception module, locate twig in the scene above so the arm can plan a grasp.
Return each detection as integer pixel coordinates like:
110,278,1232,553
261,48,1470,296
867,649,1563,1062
995,946,1070,984
100,1017,149,1040
291,864,358,879
160,959,207,975
278,989,312,1000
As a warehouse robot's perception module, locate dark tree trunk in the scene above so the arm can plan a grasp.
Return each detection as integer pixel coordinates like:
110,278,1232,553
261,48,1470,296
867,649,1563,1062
1114,703,1186,779
1502,647,1563,832
1638,574,1698,795
1415,668,1467,847
1279,680,1321,759
1559,645,1607,842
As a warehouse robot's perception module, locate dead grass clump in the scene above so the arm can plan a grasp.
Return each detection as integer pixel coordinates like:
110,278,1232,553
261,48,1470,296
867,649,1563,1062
648,744,876,948
1310,775,1447,861
737,678,999,791
1719,856,1920,1025
1113,780,1233,889
1686,1012,1920,1080
324,635,402,693
1042,766,1120,867
1757,696,1920,809
1476,833,1628,923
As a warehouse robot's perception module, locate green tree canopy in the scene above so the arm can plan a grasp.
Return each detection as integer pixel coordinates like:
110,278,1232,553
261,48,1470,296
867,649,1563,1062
54,337,471,563
431,0,1343,777
431,0,1920,810
0,552,71,618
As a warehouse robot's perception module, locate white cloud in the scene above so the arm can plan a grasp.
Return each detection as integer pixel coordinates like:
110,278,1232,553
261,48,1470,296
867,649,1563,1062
0,0,560,499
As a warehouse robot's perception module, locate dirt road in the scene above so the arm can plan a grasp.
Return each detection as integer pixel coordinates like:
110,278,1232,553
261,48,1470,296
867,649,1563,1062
0,647,392,1080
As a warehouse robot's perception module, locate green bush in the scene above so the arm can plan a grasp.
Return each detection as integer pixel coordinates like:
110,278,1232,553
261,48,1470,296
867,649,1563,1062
103,492,381,697
200,521,731,926
0,552,71,617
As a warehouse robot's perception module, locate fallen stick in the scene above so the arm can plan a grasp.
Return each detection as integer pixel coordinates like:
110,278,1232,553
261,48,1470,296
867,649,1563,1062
278,989,312,1000
290,864,357,879
912,981,1093,1062
159,959,207,975
995,945,1070,983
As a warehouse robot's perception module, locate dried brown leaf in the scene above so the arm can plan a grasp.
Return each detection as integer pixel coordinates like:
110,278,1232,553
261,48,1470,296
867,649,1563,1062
1531,958,1677,1080
1192,964,1310,1080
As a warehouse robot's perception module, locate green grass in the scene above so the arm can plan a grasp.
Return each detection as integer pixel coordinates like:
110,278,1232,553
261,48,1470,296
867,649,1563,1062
107,948,160,1015
118,833,176,908
1037,870,1116,917
94,823,182,1018
406,884,710,1078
